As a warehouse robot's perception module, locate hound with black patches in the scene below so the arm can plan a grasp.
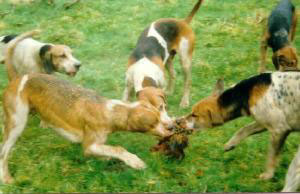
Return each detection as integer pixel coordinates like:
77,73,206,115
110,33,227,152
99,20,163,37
259,0,298,72
0,33,81,76
0,30,173,184
176,72,300,191
123,0,204,108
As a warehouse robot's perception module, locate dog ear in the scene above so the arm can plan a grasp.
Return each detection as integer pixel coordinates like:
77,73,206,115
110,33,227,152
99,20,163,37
208,109,224,126
272,54,280,70
211,78,224,96
39,44,55,74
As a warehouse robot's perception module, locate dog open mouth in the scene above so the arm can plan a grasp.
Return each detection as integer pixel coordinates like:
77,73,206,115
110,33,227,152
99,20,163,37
67,71,77,77
150,124,194,160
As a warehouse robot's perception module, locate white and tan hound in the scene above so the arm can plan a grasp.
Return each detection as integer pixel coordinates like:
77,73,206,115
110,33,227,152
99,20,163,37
0,30,173,184
177,72,300,192
0,33,81,76
123,0,204,108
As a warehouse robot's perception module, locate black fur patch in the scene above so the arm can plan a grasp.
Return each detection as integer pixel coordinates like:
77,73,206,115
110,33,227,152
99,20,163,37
130,27,165,61
155,20,179,47
2,34,17,43
218,73,272,119
39,44,52,58
130,20,179,62
39,45,55,74
267,0,295,51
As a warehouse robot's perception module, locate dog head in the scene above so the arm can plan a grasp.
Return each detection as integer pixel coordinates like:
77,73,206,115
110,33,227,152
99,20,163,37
39,44,81,76
272,46,298,71
136,87,174,129
176,79,225,130
127,100,173,137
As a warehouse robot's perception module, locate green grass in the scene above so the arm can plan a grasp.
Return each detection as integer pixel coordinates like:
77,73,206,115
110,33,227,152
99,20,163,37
0,0,299,192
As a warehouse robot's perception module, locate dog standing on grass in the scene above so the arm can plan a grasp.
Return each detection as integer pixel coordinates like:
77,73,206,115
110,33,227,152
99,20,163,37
123,0,204,108
0,30,174,184
0,33,81,76
259,0,298,72
176,72,300,192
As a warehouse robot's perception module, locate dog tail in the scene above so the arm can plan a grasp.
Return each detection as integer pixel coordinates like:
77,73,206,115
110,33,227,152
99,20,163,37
185,0,204,24
5,30,40,81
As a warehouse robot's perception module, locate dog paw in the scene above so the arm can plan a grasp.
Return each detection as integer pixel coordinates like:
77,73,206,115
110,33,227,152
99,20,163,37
179,100,189,108
3,174,14,184
125,154,146,170
259,172,273,180
224,143,235,152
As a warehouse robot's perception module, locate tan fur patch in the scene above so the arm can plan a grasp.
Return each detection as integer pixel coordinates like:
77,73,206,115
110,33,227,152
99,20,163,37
249,84,269,108
273,46,298,71
137,87,165,110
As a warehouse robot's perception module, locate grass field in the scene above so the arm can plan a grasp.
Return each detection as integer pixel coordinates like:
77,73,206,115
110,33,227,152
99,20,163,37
0,0,299,192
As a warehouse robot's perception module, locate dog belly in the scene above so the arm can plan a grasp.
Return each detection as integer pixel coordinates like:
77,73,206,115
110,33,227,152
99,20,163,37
52,127,82,143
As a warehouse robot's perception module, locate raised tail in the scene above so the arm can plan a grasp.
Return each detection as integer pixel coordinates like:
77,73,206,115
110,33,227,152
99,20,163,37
185,0,204,24
5,30,40,81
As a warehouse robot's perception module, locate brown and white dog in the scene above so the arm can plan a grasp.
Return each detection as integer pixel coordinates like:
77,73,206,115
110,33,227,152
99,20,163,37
0,31,173,184
123,0,204,108
259,0,298,72
176,72,300,192
0,33,81,76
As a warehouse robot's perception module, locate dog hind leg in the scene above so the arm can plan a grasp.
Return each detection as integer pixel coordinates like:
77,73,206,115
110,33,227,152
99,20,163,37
282,145,300,192
165,53,176,95
178,37,193,108
290,11,297,42
0,97,29,183
260,130,290,180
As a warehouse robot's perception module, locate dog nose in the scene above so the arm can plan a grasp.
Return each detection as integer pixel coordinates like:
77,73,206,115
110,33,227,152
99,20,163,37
75,62,81,70
176,118,182,125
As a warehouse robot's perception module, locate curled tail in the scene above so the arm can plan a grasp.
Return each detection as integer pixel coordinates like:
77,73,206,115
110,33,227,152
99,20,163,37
5,30,40,81
185,0,204,24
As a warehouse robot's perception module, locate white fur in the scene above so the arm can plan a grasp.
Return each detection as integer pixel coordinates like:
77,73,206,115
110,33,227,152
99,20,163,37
106,100,139,111
248,72,300,191
89,143,146,169
179,37,190,65
1,37,80,75
126,57,165,92
251,72,300,131
0,75,29,182
153,123,169,137
0,36,5,63
147,22,169,64
52,128,82,143
186,119,195,129
160,109,173,128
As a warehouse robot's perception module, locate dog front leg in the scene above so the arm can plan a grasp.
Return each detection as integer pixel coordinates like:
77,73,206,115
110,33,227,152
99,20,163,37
282,145,300,192
290,11,297,42
122,79,134,102
260,130,290,180
224,121,266,151
165,54,176,95
179,54,192,108
259,30,270,73
85,144,146,169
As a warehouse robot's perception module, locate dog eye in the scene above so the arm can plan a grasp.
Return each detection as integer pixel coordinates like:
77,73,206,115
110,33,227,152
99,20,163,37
159,104,164,111
60,54,66,58
191,113,197,117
